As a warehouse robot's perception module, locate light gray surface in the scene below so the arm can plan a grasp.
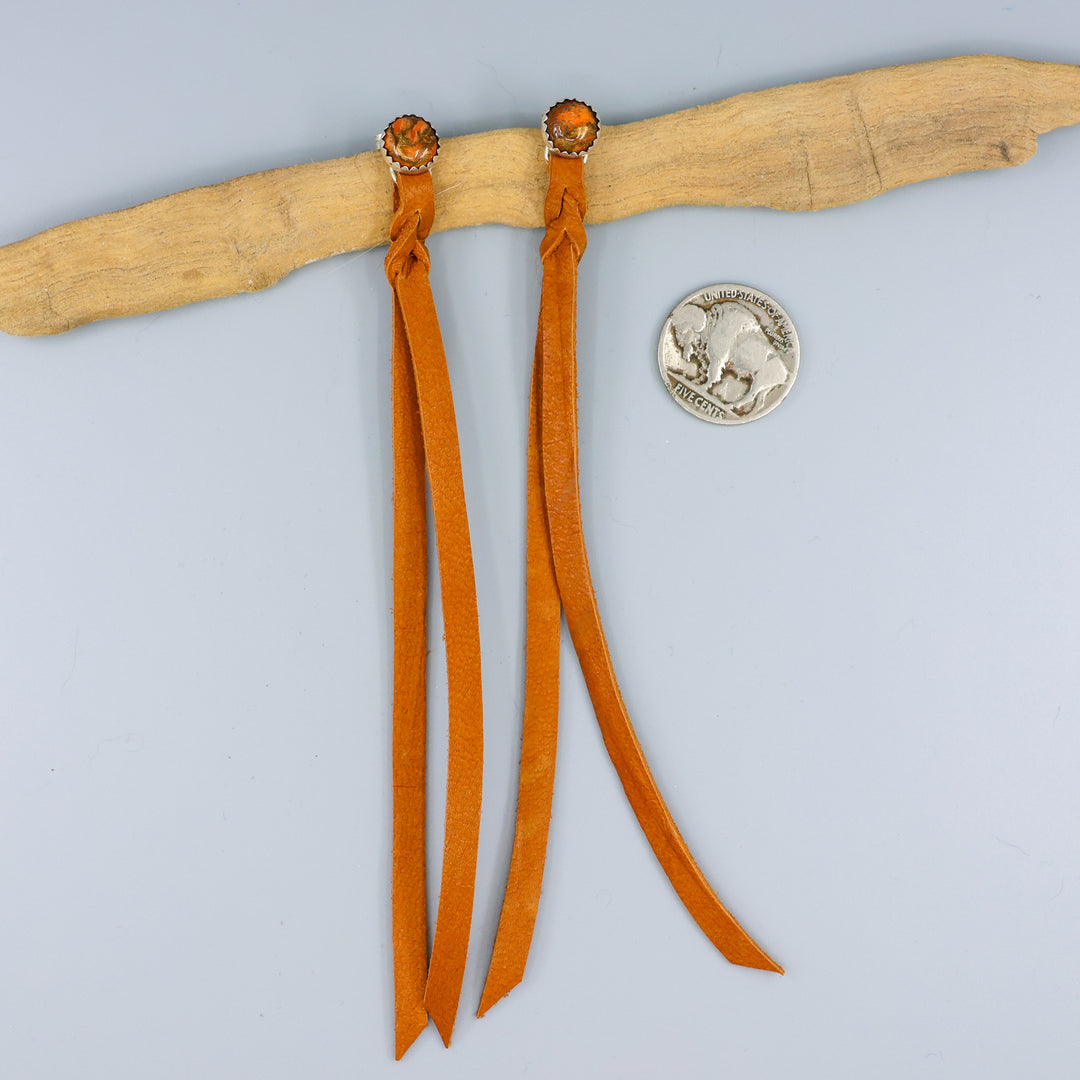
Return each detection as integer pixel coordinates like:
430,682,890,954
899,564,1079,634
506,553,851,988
1,3,1079,1077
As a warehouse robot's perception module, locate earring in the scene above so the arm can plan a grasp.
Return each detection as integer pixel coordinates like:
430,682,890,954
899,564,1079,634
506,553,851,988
380,115,483,1057
481,101,782,1017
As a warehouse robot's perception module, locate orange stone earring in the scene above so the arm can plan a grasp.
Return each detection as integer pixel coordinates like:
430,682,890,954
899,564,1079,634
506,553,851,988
480,100,783,1017
380,115,483,1058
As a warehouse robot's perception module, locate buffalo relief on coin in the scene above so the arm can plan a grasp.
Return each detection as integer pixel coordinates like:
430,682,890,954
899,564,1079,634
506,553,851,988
658,285,799,424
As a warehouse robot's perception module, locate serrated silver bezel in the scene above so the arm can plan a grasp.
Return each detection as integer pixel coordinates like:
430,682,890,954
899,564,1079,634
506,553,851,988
377,115,440,174
542,99,601,161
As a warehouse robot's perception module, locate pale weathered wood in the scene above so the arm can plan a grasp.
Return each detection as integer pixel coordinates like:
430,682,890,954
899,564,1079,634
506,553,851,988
1,55,1078,337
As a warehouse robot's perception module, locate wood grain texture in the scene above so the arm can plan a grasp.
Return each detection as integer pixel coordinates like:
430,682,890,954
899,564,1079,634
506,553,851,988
1,55,1078,337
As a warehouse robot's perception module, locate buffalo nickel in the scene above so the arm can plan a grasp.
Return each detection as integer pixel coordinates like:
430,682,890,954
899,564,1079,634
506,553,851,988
657,285,799,424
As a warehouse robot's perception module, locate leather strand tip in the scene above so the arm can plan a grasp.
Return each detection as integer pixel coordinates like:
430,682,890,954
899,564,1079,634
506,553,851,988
734,951,784,976
756,957,785,976
424,989,457,1049
429,1011,454,1050
476,974,520,1019
394,1017,428,1062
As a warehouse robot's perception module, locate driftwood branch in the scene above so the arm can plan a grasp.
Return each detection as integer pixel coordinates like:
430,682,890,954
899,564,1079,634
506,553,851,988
1,55,1078,337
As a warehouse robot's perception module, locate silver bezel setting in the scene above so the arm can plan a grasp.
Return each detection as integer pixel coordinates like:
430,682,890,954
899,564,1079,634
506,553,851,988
377,115,440,174
543,99,601,161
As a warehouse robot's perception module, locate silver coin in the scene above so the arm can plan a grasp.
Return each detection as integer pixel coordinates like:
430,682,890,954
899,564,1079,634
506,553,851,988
657,284,800,424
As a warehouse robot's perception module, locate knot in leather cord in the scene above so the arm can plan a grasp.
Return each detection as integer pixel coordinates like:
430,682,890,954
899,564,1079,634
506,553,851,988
539,156,588,263
385,173,434,283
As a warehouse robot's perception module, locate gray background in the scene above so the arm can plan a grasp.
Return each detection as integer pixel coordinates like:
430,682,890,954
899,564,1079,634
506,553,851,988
2,2,1079,1077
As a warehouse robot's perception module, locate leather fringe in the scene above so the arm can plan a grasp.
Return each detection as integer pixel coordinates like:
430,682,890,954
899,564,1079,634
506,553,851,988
386,169,484,1055
482,151,781,1017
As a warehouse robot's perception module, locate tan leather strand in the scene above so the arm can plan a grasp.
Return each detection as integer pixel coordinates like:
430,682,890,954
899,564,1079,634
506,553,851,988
390,286,430,1057
484,153,781,1014
478,325,562,1017
386,170,484,1053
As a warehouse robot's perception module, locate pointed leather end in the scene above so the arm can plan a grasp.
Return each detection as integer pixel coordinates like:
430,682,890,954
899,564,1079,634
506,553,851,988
753,956,785,975
394,1012,428,1060
429,1010,454,1049
476,972,521,1018
425,950,468,1048
731,949,784,975
425,985,457,1048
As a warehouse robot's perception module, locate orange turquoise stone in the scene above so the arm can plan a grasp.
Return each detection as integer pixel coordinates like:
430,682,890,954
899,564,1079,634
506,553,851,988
544,100,599,156
381,115,439,170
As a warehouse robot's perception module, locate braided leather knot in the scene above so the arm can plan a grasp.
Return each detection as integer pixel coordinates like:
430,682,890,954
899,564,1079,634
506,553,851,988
385,173,435,283
386,210,431,281
540,182,587,264
540,154,588,263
